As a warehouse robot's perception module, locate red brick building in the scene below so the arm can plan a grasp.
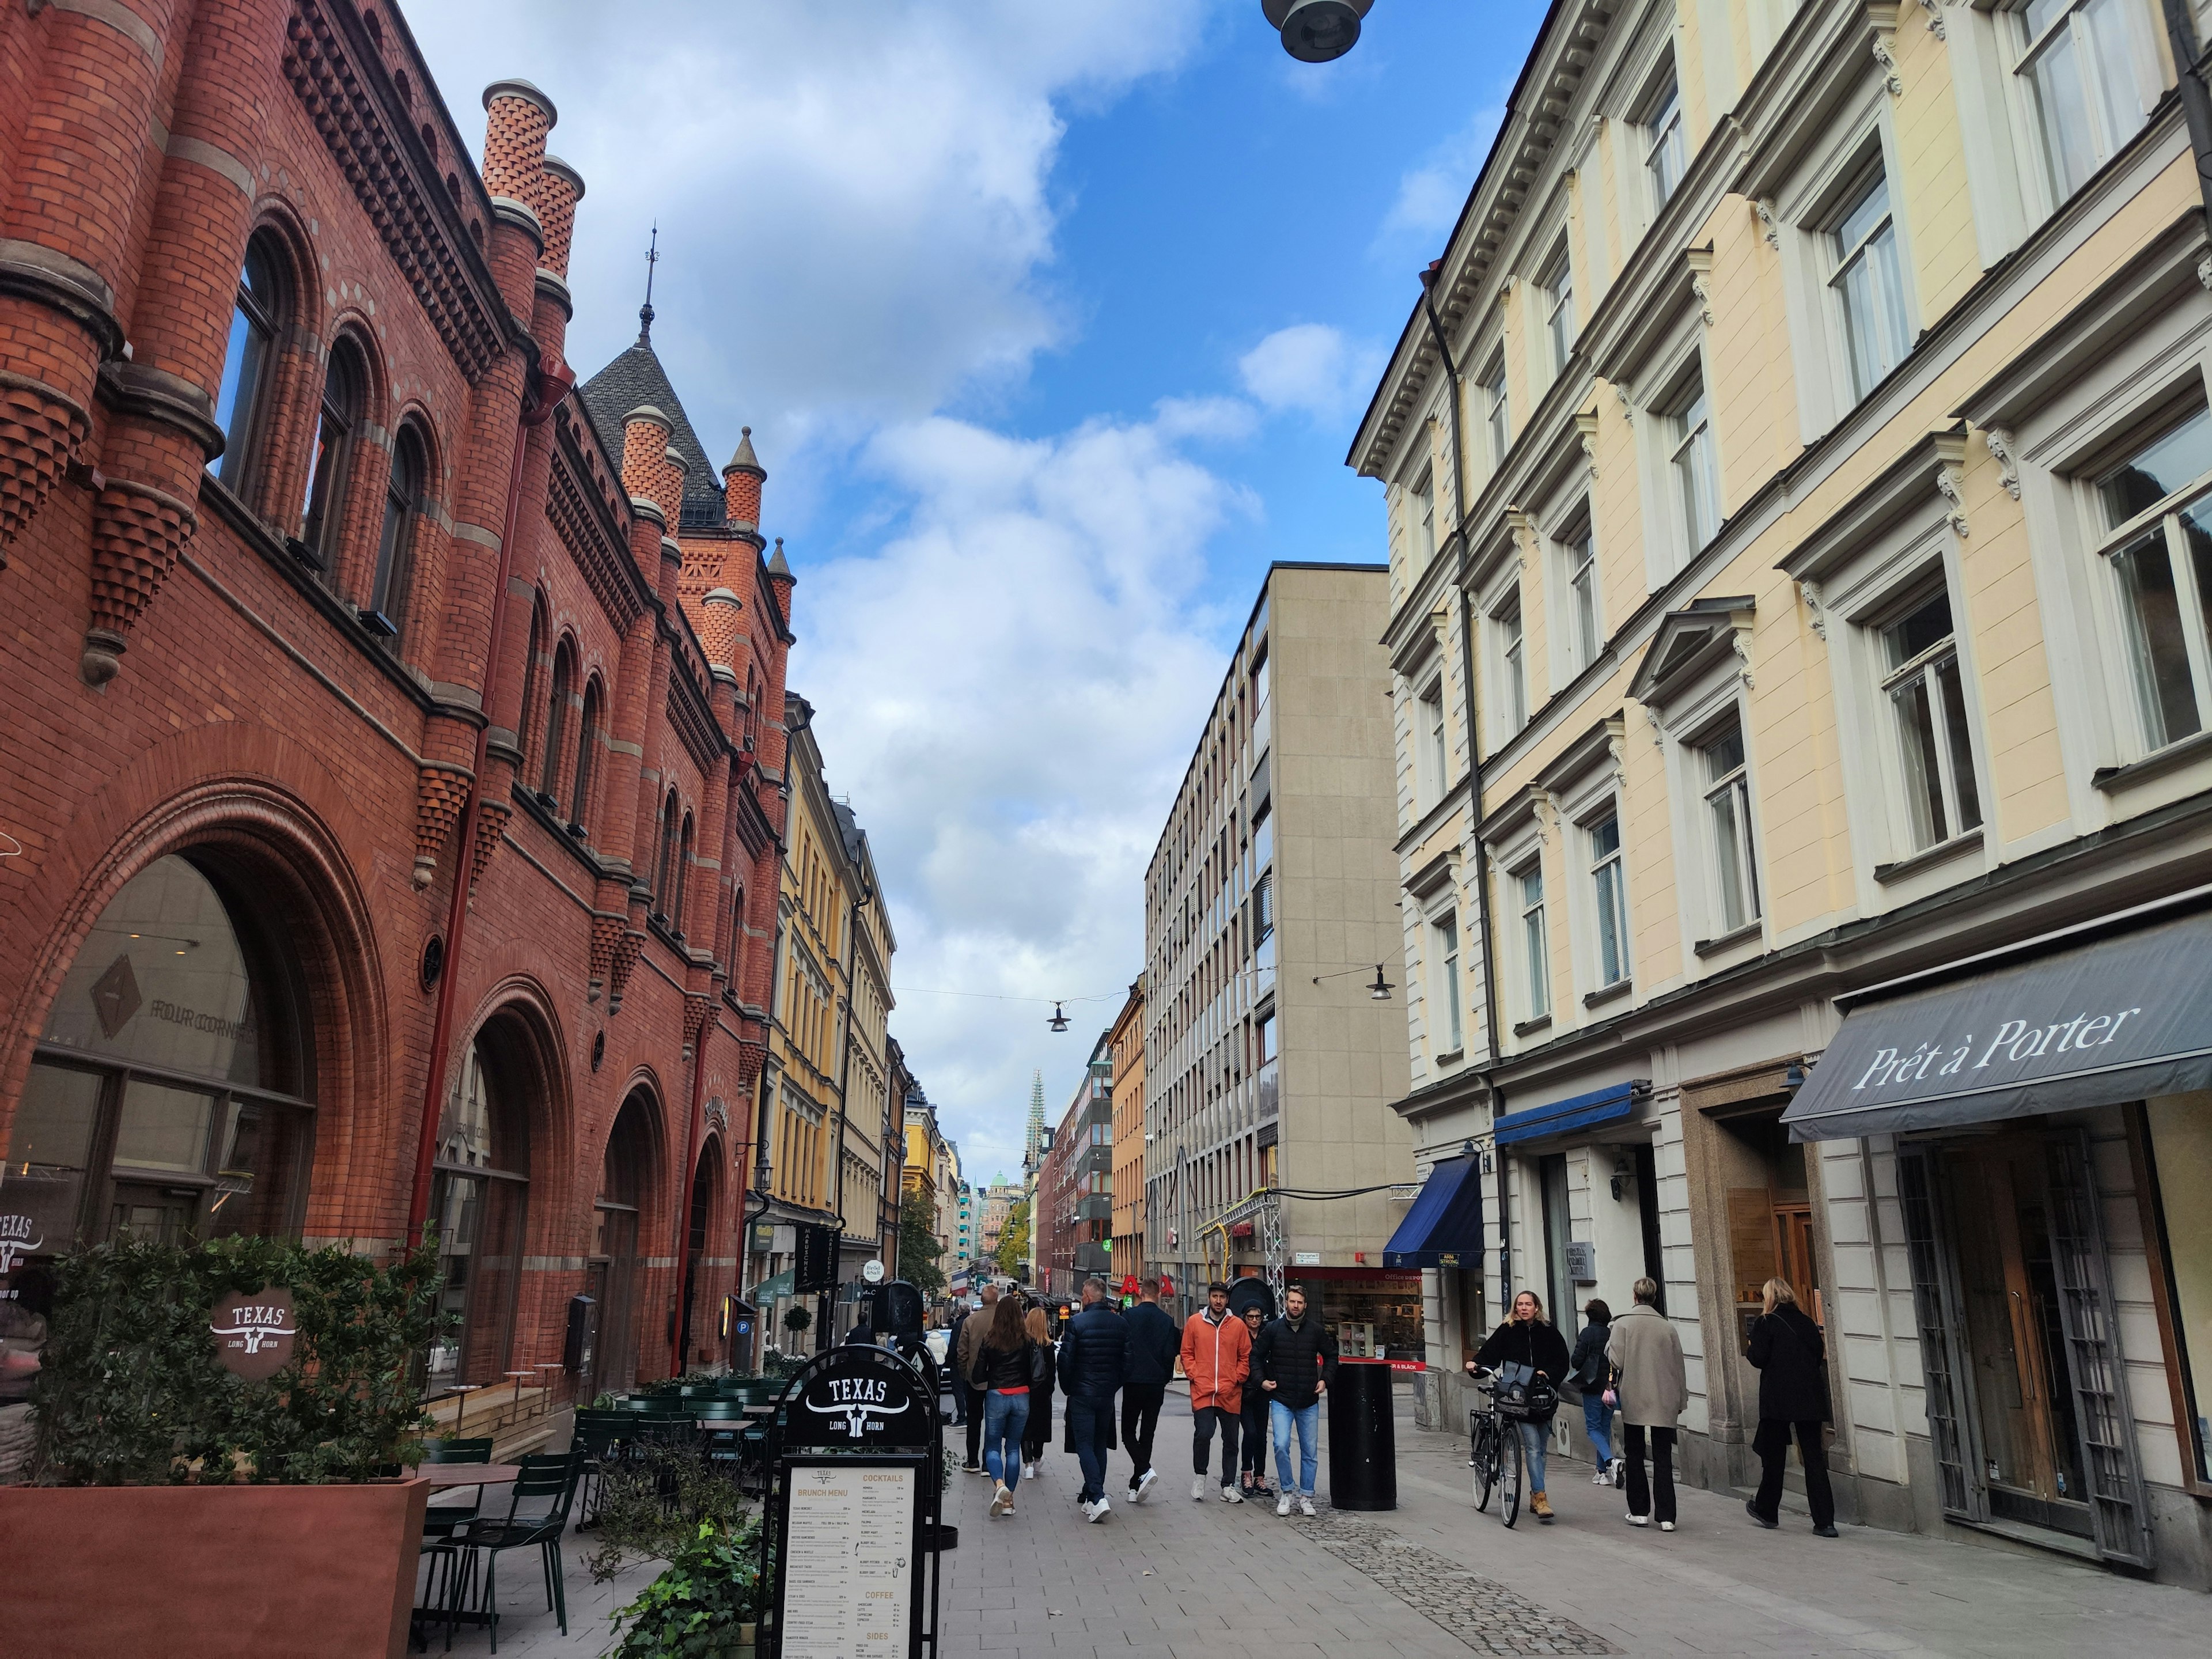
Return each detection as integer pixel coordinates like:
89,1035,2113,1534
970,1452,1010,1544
0,0,792,1406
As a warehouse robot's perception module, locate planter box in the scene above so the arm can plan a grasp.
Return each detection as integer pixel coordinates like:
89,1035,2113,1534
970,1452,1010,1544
0,1478,428,1659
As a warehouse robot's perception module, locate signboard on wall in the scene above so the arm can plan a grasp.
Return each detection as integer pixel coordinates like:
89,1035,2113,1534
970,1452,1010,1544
210,1286,296,1381
1564,1241,1597,1283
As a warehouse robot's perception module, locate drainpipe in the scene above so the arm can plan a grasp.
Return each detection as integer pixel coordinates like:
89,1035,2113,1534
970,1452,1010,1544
406,351,573,1240
1418,263,1510,1308
2158,0,2212,224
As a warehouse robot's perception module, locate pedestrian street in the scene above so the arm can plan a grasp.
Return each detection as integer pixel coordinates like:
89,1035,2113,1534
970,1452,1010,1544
937,1384,2212,1659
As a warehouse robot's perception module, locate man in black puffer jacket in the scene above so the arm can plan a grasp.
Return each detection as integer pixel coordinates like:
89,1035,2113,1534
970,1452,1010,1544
1058,1276,1128,1521
1251,1284,1338,1515
1119,1278,1179,1505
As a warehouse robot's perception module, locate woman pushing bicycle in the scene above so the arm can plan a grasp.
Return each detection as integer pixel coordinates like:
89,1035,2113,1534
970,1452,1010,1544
1466,1289,1573,1523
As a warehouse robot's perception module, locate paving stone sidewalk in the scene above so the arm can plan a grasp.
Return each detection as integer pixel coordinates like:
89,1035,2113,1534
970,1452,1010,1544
450,1384,2212,1657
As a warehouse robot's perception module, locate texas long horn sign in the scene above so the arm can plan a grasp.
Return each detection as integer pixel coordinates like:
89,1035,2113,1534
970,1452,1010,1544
210,1285,297,1381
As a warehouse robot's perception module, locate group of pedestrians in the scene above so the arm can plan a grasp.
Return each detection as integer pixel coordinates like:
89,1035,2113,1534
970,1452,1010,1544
1463,1275,1837,1537
953,1272,1339,1525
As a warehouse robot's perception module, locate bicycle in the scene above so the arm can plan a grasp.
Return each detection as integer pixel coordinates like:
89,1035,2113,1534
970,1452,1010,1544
1467,1369,1522,1527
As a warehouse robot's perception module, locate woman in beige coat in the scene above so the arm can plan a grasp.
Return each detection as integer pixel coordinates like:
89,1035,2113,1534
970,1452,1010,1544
1604,1277,1687,1531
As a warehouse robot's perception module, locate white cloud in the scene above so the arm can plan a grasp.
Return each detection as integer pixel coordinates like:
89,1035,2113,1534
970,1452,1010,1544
1237,323,1384,422
792,404,1252,1143
1378,105,1502,243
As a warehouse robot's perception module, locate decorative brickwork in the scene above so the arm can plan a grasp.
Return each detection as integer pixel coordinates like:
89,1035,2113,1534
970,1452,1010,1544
683,993,712,1057
588,908,626,1001
84,479,197,685
412,764,472,888
468,798,512,889
0,370,90,560
607,927,646,1012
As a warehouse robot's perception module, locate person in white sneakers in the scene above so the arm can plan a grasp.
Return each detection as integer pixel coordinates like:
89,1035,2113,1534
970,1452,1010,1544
1250,1285,1336,1517
1607,1277,1687,1533
1180,1282,1252,1503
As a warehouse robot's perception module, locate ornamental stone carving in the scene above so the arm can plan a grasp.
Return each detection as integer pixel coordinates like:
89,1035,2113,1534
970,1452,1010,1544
412,764,473,888
0,369,90,560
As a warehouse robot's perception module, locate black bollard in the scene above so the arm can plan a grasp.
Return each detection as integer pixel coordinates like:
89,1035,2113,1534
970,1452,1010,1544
1327,1358,1397,1511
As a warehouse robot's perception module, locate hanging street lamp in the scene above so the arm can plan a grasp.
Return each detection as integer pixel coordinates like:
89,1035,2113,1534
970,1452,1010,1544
1262,0,1373,63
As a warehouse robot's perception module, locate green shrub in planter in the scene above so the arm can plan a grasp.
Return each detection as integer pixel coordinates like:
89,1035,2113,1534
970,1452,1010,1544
607,1517,765,1658
780,1305,811,1334
27,1233,442,1485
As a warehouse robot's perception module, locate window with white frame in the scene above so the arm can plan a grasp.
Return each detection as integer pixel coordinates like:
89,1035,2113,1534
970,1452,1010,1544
1565,515,1600,669
1642,69,1687,213
1517,863,1551,1020
1588,812,1630,988
1540,241,1576,377
1408,466,1437,565
1828,162,1912,400
2006,0,2156,204
1699,721,1761,934
1665,368,1720,556
1482,354,1510,468
1878,589,1984,851
2094,404,2212,750
1432,912,1465,1054
1420,678,1449,806
1495,589,1529,734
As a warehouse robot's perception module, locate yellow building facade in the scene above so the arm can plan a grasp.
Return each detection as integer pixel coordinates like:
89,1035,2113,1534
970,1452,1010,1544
1359,0,2212,1586
1108,978,1147,1285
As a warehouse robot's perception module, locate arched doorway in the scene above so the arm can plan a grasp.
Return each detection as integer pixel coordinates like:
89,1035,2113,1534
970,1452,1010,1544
677,1143,724,1373
1,852,316,1260
589,1092,654,1397
426,1020,533,1392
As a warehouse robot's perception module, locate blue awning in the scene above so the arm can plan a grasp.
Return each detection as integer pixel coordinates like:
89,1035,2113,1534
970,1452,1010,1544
1382,1153,1484,1270
1493,1081,1647,1146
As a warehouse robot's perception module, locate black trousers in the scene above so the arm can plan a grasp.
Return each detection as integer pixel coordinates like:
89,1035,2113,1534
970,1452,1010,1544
1192,1404,1240,1483
1122,1382,1165,1484
1623,1423,1676,1524
1239,1400,1270,1478
963,1385,986,1465
1753,1419,1835,1528
1021,1387,1053,1463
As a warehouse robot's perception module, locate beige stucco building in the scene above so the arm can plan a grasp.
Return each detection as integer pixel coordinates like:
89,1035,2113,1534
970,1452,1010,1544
1357,0,2212,1588
1142,563,1416,1349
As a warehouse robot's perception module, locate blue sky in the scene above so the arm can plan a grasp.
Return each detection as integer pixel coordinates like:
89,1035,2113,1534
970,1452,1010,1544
410,0,1536,1181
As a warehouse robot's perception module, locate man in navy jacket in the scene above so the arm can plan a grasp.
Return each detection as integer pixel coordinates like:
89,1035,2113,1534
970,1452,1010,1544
1120,1278,1180,1503
1058,1276,1128,1521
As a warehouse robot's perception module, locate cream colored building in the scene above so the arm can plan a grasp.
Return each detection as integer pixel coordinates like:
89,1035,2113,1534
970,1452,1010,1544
1357,0,2212,1588
1142,563,1415,1347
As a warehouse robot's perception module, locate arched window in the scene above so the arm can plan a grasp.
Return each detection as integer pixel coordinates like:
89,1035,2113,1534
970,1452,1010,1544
653,789,679,917
427,1025,530,1391
369,422,425,630
211,236,285,492
673,812,695,938
588,1094,653,1396
1,853,315,1257
300,338,364,567
569,679,601,835
539,641,574,801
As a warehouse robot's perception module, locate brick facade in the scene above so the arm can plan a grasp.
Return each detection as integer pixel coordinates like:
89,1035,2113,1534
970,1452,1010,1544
0,1,791,1392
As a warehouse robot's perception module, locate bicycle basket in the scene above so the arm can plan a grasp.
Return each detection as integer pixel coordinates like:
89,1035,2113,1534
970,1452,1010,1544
1495,1377,1558,1421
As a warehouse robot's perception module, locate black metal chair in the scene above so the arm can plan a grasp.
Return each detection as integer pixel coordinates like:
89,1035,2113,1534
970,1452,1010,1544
414,1438,493,1653
569,1410,632,1529
447,1448,585,1653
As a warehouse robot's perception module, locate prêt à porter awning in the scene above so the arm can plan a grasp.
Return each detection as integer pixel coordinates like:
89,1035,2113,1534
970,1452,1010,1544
1382,1153,1484,1270
1783,906,2212,1141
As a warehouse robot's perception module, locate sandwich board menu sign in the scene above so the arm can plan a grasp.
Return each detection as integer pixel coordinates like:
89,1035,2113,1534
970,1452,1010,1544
766,1334,942,1658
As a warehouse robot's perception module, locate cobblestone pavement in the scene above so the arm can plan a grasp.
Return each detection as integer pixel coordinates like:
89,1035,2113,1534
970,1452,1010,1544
453,1384,2212,1657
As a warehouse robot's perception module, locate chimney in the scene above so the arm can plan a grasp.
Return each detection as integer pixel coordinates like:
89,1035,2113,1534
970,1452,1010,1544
722,426,765,535
480,79,557,202
535,156,586,281
700,588,743,671
620,405,680,525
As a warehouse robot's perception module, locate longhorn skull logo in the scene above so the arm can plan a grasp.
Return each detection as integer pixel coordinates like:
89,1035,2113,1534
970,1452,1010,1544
0,1217,41,1275
804,1393,910,1440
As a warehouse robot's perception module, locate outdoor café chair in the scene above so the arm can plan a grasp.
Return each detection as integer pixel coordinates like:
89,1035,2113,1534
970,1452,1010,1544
568,1411,631,1529
446,1448,585,1653
415,1438,493,1652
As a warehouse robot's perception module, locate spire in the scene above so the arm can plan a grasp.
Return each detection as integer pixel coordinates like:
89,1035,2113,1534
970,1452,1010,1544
725,425,764,478
1024,1070,1047,1165
767,536,791,577
638,222,659,343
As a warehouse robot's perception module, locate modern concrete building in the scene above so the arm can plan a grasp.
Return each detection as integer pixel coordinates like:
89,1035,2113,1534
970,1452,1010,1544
1355,0,2212,1591
1142,563,1415,1349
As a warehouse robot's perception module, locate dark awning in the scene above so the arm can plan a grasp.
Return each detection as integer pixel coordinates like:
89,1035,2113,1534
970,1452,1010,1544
1382,1153,1484,1270
1493,1081,1646,1146
1783,906,2212,1141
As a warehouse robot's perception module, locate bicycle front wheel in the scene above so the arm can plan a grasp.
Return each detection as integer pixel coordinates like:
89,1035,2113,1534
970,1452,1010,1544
1471,1419,1497,1511
1499,1423,1524,1528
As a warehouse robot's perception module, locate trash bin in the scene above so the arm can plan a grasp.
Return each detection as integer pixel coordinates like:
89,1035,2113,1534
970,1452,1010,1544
1327,1358,1397,1511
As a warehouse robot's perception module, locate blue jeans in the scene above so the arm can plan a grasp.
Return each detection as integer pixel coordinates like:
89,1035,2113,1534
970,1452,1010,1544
1066,1395,1113,1503
983,1391,1029,1491
1270,1398,1320,1497
1581,1393,1615,1466
1518,1418,1550,1493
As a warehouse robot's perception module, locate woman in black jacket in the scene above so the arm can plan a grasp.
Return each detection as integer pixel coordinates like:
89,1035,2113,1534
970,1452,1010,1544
1467,1289,1573,1522
1569,1299,1619,1487
974,1297,1040,1518
1236,1302,1272,1498
1745,1278,1837,1536
1018,1304,1056,1477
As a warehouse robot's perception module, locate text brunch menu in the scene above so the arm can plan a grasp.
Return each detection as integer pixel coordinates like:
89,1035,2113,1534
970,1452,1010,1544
781,1463,916,1658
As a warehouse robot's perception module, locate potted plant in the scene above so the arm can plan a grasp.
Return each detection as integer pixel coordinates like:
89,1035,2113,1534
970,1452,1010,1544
605,1517,764,1658
1,1234,442,1659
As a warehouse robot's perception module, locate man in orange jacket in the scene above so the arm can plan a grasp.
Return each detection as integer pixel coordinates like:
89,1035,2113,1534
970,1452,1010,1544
1181,1282,1252,1503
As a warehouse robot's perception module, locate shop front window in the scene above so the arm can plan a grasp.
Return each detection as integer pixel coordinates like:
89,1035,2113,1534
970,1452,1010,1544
426,1032,528,1393
2144,1093,2212,1484
1,854,313,1262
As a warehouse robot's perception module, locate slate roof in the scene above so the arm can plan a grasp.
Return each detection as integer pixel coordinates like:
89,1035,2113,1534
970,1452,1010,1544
832,800,866,868
576,321,729,529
